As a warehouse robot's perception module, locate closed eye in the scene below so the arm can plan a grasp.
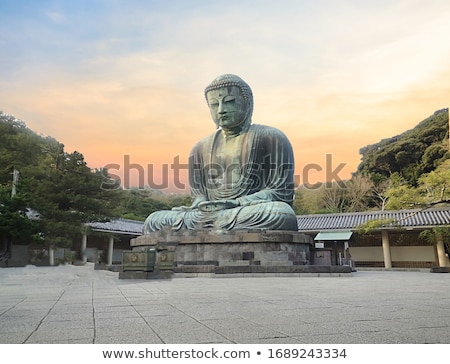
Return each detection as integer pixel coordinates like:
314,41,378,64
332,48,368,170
224,96,235,103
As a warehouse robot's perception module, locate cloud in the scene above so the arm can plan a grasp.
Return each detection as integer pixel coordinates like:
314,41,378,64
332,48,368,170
45,11,66,24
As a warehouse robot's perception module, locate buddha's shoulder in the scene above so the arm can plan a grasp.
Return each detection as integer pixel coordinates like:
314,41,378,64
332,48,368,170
250,124,289,139
190,130,218,152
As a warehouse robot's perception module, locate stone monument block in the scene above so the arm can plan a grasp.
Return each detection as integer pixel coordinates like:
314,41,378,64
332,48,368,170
120,229,316,277
122,248,156,272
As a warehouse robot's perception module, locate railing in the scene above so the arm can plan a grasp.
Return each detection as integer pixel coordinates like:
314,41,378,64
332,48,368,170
339,257,354,269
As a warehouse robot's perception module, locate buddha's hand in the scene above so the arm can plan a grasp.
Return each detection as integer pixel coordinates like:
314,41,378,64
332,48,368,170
171,206,193,212
172,197,208,211
198,200,240,212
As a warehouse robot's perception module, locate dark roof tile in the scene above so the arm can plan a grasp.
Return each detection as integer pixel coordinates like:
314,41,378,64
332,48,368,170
87,219,144,235
297,207,450,232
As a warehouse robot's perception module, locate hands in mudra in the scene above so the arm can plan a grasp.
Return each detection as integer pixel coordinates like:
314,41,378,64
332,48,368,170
198,200,240,212
172,200,240,212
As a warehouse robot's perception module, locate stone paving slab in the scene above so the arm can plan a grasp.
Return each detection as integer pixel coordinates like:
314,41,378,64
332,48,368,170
0,264,449,344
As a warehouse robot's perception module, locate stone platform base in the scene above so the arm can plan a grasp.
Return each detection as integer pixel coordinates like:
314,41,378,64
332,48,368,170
120,229,352,279
174,264,352,277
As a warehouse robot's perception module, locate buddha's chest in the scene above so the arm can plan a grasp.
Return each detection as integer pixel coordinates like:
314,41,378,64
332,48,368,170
210,134,245,185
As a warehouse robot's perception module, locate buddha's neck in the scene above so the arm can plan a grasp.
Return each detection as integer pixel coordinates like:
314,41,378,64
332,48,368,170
220,121,250,139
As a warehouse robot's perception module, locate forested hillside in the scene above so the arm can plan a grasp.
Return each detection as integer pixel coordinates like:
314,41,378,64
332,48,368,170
295,108,449,214
357,108,449,185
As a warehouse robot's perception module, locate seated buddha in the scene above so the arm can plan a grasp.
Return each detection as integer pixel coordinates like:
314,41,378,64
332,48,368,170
143,74,298,233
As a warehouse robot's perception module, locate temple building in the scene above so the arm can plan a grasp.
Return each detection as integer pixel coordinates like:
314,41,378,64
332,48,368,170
297,207,450,269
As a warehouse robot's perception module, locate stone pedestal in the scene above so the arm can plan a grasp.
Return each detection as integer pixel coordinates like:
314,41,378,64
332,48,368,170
119,242,175,280
172,230,311,271
119,229,354,278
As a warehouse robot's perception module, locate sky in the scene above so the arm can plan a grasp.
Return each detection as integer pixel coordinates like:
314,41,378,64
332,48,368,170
1,0,449,192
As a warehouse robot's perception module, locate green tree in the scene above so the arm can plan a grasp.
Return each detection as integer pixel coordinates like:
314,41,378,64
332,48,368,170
345,174,374,212
0,112,42,184
116,189,170,221
384,173,422,209
385,160,450,210
1,111,122,255
26,150,121,248
293,186,328,214
0,184,40,256
418,159,450,205
114,188,192,221
292,188,305,214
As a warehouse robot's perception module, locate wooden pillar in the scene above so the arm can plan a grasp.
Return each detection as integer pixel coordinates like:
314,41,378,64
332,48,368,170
436,236,448,267
81,234,87,263
49,247,55,266
381,230,392,269
107,236,114,266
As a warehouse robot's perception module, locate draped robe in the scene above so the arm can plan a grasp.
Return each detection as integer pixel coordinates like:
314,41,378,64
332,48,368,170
143,124,298,233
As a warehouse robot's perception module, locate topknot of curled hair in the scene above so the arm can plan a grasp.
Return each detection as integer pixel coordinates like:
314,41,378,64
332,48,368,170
204,74,253,102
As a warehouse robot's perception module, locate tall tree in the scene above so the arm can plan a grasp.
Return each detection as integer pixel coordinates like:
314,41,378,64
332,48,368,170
1,111,121,255
0,183,40,262
385,160,450,210
26,149,121,248
345,174,374,212
321,182,348,213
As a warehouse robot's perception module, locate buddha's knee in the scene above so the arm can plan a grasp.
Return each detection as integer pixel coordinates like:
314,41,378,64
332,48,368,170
143,210,175,233
270,201,296,214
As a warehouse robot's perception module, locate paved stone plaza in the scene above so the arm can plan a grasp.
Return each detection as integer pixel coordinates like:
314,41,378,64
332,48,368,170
0,264,449,344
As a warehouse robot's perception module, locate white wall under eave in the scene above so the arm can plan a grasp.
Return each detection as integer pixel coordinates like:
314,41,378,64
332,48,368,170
349,247,383,261
390,246,435,261
349,246,436,262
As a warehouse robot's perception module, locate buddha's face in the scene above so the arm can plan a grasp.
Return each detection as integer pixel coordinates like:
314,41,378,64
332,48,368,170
206,86,248,129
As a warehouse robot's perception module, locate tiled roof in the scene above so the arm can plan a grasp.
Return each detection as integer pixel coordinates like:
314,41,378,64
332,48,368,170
87,219,144,235
297,207,450,232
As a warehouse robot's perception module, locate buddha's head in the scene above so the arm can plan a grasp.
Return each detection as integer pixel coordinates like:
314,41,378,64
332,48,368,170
204,74,253,131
